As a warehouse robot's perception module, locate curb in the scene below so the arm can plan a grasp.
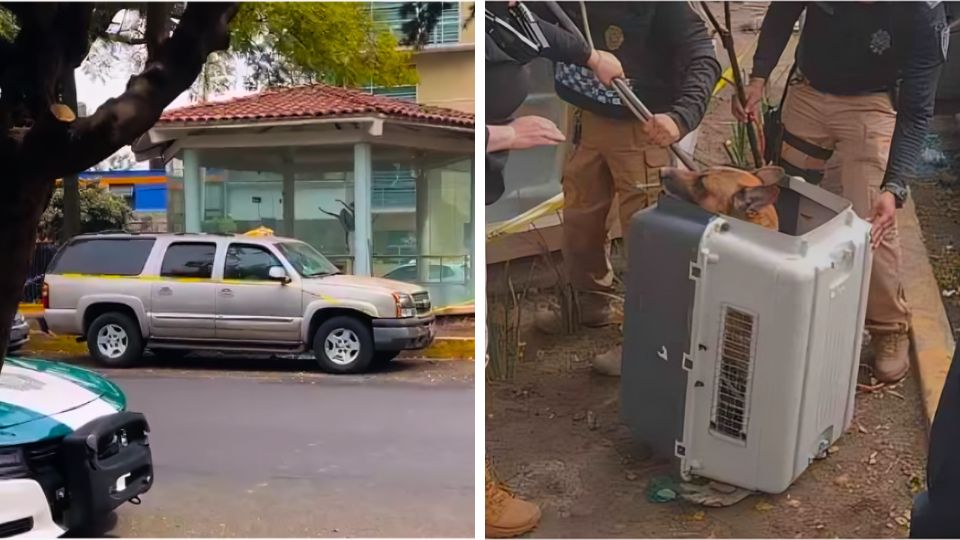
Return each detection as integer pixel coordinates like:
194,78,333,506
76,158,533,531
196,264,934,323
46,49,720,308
899,199,956,427
20,331,477,362
415,336,475,361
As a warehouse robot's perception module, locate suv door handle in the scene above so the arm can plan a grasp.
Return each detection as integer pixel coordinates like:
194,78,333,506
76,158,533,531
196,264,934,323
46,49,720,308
158,287,172,296
219,288,233,297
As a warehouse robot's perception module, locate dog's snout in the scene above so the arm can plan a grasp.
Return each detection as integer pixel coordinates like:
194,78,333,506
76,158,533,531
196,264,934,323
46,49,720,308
659,167,692,197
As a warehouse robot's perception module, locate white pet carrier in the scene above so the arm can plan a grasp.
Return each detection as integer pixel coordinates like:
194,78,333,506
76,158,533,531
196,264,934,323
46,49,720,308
621,176,873,493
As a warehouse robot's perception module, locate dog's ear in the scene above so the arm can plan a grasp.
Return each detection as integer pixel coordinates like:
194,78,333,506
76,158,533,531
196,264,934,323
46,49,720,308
660,167,706,199
734,184,781,214
753,166,788,186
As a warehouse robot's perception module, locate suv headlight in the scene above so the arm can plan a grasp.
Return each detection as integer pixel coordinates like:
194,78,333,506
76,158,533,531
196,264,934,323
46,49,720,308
393,293,416,318
0,447,28,479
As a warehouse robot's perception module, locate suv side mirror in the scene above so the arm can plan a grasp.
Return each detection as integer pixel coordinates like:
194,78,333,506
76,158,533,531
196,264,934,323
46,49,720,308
268,266,290,284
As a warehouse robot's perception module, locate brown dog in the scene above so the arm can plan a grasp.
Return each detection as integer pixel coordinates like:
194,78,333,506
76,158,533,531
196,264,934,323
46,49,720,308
659,165,783,230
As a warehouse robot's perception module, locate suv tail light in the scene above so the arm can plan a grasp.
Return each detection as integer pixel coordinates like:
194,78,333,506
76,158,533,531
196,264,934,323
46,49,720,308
41,282,49,310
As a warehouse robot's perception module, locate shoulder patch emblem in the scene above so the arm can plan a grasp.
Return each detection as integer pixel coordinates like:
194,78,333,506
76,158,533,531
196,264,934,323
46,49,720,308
869,29,891,55
604,25,624,51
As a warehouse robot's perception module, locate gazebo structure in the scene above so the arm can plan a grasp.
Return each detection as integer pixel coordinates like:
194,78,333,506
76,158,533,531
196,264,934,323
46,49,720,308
133,84,475,308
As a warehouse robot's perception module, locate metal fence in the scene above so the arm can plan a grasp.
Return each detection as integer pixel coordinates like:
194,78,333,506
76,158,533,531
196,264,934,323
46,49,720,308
22,242,59,304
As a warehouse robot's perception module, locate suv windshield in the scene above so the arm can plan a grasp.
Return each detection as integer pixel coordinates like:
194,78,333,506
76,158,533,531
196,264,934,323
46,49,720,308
276,242,340,278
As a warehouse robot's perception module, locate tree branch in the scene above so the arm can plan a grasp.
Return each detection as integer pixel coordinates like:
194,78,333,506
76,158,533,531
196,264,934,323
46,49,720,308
22,2,239,179
145,3,173,60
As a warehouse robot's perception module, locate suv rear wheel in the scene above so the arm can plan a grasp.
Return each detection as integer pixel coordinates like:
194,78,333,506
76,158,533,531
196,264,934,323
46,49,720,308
87,312,144,367
312,316,374,374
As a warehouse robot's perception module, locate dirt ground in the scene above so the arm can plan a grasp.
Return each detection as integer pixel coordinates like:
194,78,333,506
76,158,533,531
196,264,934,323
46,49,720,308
912,121,960,335
486,3,936,538
487,292,928,538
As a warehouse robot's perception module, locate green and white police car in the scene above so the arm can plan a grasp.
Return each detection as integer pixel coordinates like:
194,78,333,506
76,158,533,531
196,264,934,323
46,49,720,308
1,357,153,537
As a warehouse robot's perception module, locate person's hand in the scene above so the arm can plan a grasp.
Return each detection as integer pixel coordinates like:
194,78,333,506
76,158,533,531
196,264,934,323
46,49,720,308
641,114,681,146
507,115,566,150
732,77,765,123
866,191,897,249
586,50,624,87
486,125,516,153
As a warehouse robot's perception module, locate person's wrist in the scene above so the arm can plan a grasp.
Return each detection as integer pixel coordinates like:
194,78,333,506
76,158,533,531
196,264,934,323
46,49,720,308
665,112,689,139
882,184,908,208
586,49,599,70
487,124,516,153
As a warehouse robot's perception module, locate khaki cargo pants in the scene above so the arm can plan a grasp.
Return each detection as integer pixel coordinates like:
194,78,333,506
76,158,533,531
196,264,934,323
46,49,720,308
780,80,911,335
561,109,673,295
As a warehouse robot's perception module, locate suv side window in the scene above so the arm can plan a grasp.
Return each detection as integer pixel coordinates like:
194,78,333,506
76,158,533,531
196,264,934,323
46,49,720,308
48,238,156,276
160,243,216,279
224,244,282,281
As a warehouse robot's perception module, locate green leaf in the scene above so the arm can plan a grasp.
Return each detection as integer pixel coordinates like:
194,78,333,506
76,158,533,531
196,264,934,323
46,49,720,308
40,185,133,240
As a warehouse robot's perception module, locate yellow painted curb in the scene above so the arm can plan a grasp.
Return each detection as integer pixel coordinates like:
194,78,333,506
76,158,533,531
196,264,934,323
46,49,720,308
18,303,44,316
899,200,955,427
18,304,475,361
416,337,475,361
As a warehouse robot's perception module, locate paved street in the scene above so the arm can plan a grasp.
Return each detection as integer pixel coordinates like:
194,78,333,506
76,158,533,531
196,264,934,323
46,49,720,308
19,335,474,538
102,362,474,538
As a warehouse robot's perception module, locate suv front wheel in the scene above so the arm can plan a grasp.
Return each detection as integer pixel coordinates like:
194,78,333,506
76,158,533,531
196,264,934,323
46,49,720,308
87,312,144,368
312,316,374,374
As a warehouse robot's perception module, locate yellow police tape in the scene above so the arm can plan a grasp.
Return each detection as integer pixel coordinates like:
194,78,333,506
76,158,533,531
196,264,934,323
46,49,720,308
49,273,341,303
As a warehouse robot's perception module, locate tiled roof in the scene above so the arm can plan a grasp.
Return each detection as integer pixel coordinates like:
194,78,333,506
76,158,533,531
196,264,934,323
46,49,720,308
158,83,474,129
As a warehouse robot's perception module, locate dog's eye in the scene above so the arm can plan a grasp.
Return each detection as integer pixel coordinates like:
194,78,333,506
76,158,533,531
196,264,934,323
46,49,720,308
692,176,707,195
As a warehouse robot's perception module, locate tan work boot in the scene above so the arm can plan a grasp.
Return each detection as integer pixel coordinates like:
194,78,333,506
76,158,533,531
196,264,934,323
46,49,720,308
534,293,618,335
591,345,622,377
872,331,910,383
486,460,541,538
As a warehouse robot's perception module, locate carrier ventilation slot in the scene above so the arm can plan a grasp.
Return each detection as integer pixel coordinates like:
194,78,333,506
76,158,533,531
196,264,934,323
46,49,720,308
710,306,756,442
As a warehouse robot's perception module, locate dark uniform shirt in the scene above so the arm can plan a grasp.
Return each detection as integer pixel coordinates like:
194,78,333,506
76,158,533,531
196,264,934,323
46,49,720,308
485,2,593,205
531,2,721,136
752,2,948,198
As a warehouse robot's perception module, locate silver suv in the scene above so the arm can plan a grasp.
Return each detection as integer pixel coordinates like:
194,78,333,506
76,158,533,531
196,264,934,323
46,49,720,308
43,233,435,373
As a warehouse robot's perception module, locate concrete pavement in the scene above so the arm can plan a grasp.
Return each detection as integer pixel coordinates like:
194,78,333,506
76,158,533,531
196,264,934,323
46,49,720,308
103,367,474,537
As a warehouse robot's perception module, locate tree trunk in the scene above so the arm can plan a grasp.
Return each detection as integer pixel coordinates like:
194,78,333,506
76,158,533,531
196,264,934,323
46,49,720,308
0,176,56,371
61,72,81,241
0,2,239,373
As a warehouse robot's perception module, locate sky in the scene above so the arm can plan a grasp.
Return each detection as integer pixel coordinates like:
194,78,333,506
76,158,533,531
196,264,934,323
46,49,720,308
75,56,252,171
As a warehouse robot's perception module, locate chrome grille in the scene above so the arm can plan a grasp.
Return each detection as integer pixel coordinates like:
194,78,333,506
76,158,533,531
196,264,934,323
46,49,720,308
413,292,431,315
710,306,756,442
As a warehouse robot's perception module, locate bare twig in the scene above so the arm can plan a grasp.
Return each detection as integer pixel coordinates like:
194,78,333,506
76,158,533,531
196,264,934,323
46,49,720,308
701,1,763,168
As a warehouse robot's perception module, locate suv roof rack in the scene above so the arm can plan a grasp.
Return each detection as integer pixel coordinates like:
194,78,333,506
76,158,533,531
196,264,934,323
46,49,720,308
77,229,140,236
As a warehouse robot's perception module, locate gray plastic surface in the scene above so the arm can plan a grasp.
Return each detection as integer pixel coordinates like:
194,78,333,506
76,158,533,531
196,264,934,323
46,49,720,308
620,177,870,492
621,194,713,462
